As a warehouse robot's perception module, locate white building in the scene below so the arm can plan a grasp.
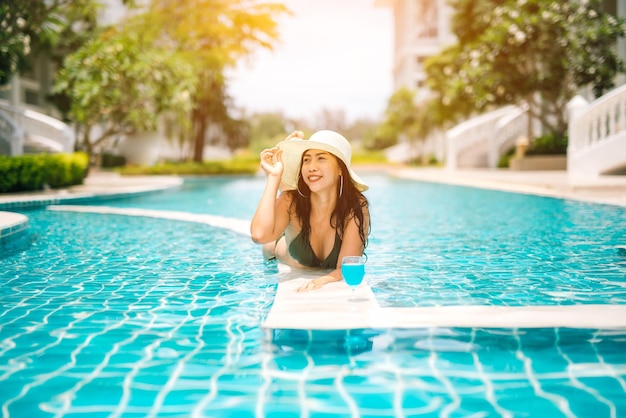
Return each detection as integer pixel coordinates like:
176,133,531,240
379,0,626,99
375,0,454,100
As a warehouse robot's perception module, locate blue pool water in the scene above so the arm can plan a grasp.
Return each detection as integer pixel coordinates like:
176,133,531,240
1,173,625,417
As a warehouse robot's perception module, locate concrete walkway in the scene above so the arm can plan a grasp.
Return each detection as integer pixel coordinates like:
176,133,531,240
390,168,626,207
0,171,183,209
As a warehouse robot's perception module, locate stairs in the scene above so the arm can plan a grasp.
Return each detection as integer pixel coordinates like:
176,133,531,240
0,101,75,156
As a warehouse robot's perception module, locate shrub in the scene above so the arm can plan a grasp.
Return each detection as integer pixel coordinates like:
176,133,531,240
0,152,89,193
527,133,568,155
117,157,260,176
101,153,126,168
498,147,515,168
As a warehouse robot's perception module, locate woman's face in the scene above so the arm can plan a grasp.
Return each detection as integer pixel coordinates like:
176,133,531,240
301,149,341,193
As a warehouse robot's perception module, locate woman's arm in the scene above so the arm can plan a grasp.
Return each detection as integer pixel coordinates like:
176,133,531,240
250,148,291,244
251,131,304,243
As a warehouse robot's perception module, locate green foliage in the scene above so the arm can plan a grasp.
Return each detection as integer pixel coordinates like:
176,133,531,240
374,87,440,153
247,112,289,154
132,0,290,162
351,150,389,165
44,153,89,188
0,0,100,86
497,148,515,168
362,121,398,150
0,152,89,193
116,157,260,176
425,0,626,136
53,28,197,151
115,151,389,176
101,153,126,168
526,134,568,156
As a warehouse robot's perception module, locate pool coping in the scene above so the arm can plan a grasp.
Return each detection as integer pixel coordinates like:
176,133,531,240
0,174,183,211
0,211,29,253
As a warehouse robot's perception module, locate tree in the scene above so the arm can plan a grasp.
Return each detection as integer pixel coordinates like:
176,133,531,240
53,28,197,157
132,0,289,162
424,0,626,139
0,0,106,86
311,108,349,133
247,112,289,154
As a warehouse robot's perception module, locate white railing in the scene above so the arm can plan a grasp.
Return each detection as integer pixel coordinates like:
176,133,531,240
567,85,626,176
490,104,529,168
0,109,24,156
446,105,523,170
568,84,626,155
0,102,75,153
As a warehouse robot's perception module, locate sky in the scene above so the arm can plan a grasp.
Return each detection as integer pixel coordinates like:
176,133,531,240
227,0,394,124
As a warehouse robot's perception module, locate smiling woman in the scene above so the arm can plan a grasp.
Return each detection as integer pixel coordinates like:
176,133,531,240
250,129,371,291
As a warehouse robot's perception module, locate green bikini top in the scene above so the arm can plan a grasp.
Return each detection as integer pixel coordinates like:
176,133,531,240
288,231,341,269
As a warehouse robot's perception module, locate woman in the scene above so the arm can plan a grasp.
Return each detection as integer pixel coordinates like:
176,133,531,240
250,129,370,292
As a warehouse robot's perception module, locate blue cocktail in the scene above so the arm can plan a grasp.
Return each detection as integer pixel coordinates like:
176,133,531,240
342,256,365,301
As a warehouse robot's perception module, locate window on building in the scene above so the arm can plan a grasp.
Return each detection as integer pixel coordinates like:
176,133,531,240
414,0,438,39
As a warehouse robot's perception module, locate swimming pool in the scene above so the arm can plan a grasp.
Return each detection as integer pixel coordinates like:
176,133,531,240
1,173,625,417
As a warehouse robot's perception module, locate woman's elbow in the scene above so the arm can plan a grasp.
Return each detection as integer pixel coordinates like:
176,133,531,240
251,235,265,244
250,229,269,244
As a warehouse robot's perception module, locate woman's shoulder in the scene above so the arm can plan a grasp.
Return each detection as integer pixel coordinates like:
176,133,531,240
278,189,297,203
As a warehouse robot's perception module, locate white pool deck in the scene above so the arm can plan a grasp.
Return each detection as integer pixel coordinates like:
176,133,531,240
2,168,626,330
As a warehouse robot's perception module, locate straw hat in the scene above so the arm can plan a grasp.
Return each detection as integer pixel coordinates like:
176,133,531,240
276,130,368,192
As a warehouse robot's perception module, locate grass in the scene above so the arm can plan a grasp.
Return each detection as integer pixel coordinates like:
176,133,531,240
116,156,260,176
116,150,392,176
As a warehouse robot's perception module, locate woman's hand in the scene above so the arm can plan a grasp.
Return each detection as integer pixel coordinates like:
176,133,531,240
285,130,304,141
259,147,283,178
295,272,340,292
259,131,304,179
296,278,324,292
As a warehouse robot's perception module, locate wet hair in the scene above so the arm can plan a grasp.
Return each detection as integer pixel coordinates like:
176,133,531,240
287,155,370,250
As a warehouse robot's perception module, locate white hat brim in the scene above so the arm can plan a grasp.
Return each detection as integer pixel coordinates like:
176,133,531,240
276,138,368,192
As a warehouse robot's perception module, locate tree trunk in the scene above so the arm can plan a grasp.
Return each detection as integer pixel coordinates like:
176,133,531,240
80,125,96,167
526,96,534,140
192,107,206,163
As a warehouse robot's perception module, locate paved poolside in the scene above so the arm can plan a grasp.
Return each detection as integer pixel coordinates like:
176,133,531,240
390,167,626,208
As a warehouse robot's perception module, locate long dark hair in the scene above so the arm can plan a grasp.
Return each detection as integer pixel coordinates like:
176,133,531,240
287,156,370,249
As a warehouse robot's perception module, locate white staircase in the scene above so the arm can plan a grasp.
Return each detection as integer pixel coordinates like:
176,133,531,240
445,84,626,178
0,101,75,155
445,105,528,170
567,85,626,177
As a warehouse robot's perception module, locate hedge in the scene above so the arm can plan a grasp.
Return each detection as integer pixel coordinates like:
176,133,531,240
0,152,89,193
